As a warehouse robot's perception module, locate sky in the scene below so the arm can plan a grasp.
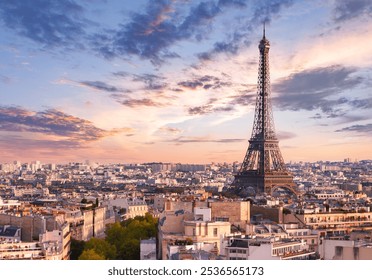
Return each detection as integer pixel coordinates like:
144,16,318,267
0,0,371,164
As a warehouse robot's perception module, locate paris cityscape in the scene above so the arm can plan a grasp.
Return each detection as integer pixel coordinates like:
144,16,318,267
1,0,372,262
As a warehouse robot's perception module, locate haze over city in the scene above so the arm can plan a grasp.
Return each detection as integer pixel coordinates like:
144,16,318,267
0,0,371,164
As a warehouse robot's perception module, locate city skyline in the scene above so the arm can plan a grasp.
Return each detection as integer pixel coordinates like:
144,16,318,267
0,0,371,164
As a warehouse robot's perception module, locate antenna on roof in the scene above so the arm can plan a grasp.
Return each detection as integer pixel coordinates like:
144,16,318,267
263,21,266,39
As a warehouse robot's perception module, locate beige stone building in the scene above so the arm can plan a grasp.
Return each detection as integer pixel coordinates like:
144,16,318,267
65,206,108,241
157,208,231,259
0,215,70,260
209,201,250,228
224,236,316,260
102,197,148,220
184,220,230,250
164,200,194,213
157,210,193,259
284,210,372,236
319,239,372,260
124,199,148,219
250,205,283,223
157,200,253,259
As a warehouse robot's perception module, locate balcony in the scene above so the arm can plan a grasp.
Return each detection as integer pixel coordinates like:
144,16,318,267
279,249,315,260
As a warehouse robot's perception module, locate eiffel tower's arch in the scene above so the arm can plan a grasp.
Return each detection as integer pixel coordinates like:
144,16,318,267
269,184,299,197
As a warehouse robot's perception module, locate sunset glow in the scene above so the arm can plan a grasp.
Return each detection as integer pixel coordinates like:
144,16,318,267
0,0,371,164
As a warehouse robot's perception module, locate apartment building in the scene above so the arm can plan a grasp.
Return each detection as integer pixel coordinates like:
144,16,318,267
284,210,372,236
209,201,250,228
64,206,107,241
0,220,70,260
158,207,231,259
102,197,148,220
224,236,316,260
140,238,157,260
319,238,372,260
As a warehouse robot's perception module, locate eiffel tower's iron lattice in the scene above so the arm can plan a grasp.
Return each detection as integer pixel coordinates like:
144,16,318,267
233,28,297,195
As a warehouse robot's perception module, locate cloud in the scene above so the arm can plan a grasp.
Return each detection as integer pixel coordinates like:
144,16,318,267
178,80,204,90
1,0,294,65
178,1,221,38
79,80,125,93
336,115,371,125
188,105,212,115
113,72,168,91
0,106,129,144
0,0,85,48
277,131,297,140
333,0,372,23
277,95,348,119
335,123,372,135
0,135,83,150
112,71,130,78
0,0,295,66
165,136,245,144
92,0,223,63
171,88,184,92
272,65,364,118
198,32,245,61
229,91,256,106
198,0,294,60
158,126,182,135
187,86,255,116
119,98,164,108
273,65,361,95
218,0,248,8
188,105,234,115
0,75,11,84
214,106,234,112
251,0,294,23
92,0,290,63
348,97,372,110
187,96,233,115
132,73,168,91
178,75,232,90
79,73,170,107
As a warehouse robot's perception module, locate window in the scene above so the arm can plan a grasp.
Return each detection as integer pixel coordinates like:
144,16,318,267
213,228,218,237
335,246,343,256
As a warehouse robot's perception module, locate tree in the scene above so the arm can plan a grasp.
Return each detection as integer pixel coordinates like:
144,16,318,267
68,213,160,260
78,249,105,260
84,237,116,260
70,239,86,260
117,238,140,260
105,222,127,250
105,213,158,260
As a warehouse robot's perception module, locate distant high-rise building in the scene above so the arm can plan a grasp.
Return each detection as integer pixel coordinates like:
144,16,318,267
233,26,296,195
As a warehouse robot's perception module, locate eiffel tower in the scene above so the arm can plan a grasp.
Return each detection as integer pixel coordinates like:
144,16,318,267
233,26,297,195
